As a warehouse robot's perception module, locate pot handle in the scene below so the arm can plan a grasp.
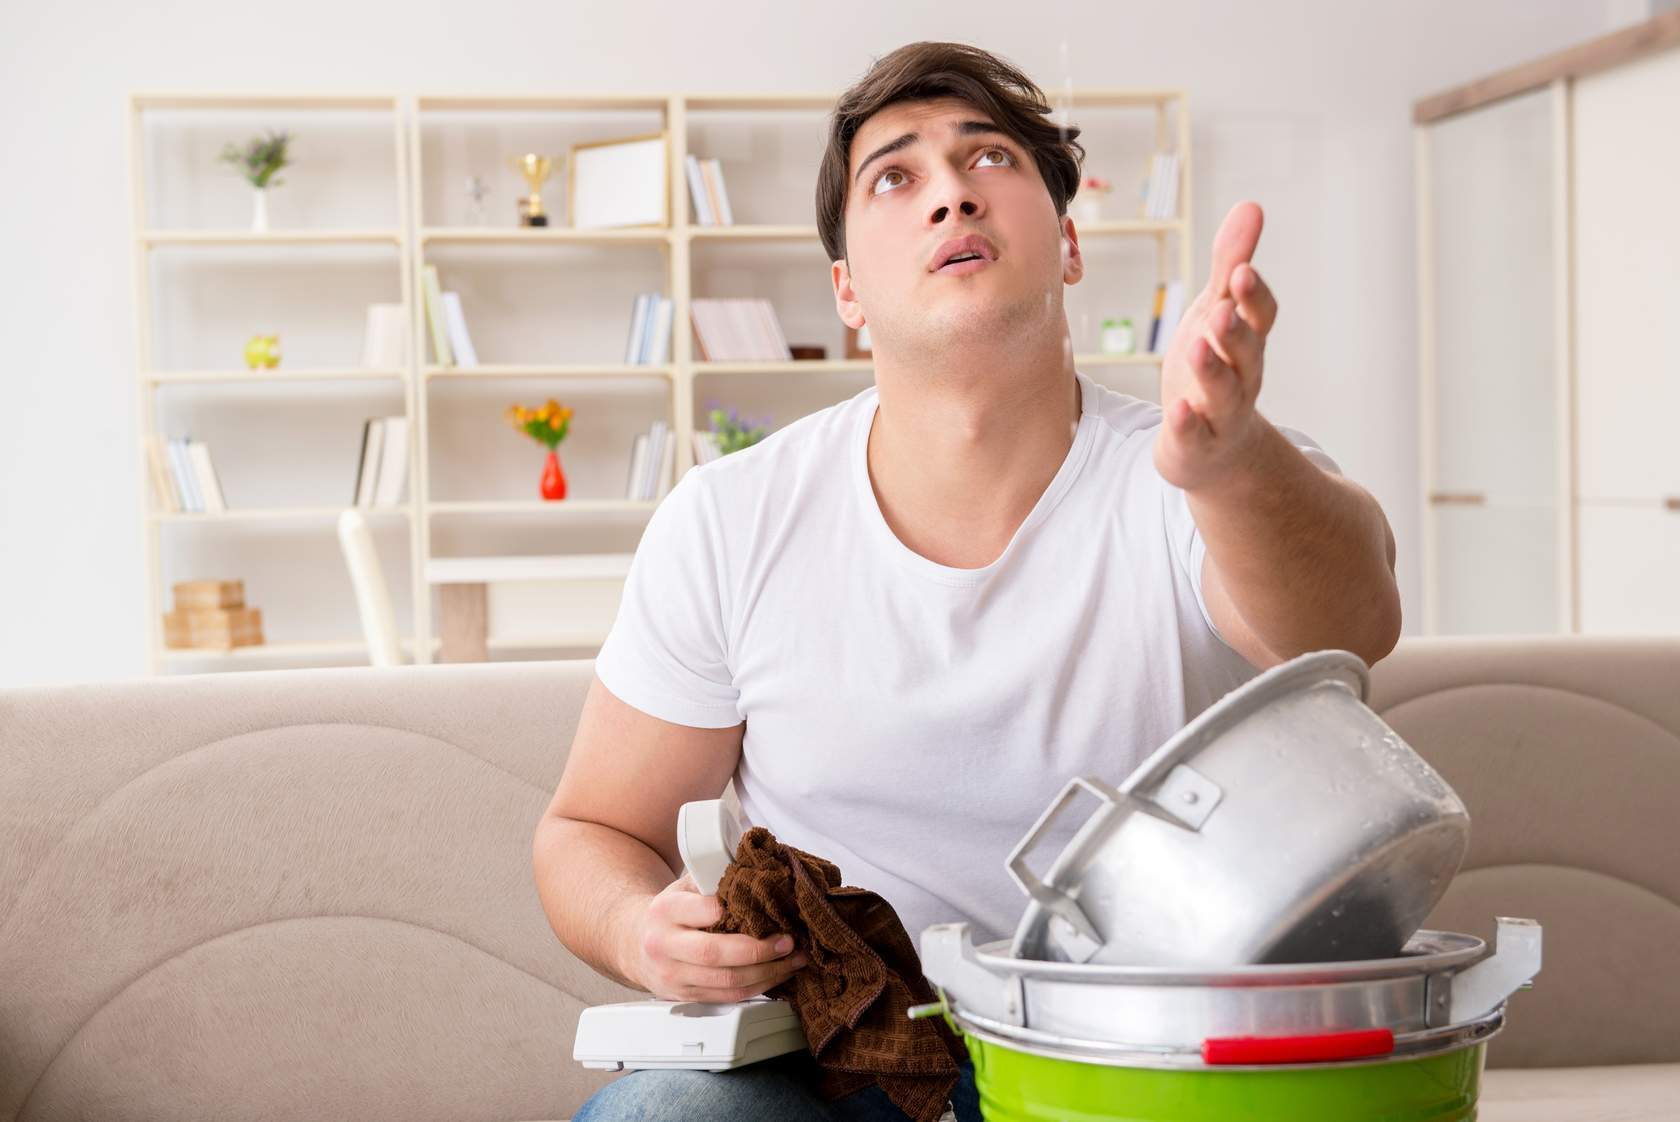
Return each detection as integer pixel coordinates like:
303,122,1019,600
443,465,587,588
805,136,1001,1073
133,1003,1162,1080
1005,775,1118,956
1447,917,1543,1022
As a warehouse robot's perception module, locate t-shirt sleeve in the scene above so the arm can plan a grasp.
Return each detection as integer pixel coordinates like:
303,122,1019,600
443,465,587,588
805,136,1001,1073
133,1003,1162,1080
1163,424,1344,643
593,468,743,728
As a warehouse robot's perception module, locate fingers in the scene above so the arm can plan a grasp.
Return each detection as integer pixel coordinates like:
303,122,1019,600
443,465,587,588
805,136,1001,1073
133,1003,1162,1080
1203,297,1264,385
1185,334,1247,432
1204,200,1264,302
667,927,796,970
1231,263,1277,336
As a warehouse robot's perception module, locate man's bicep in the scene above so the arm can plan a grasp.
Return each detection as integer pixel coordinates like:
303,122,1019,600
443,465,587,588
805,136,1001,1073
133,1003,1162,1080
546,672,744,875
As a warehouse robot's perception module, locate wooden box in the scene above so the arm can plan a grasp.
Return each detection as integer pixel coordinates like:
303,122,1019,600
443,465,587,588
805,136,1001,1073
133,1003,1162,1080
172,580,245,611
162,606,264,651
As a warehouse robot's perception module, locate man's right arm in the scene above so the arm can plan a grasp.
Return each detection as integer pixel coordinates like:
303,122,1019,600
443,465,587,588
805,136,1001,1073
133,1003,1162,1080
532,673,804,999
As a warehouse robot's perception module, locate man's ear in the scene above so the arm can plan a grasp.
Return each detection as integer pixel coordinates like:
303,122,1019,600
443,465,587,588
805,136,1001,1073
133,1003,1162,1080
832,258,866,330
1061,215,1085,286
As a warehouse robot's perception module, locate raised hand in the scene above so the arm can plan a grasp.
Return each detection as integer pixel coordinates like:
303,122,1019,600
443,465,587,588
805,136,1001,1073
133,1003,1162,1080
1154,200,1280,493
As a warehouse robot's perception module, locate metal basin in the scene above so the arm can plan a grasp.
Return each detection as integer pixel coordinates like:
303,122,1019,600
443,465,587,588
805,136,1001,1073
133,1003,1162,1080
1008,650,1470,966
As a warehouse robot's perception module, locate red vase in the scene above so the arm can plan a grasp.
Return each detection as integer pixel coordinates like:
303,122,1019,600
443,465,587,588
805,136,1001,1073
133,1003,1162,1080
540,449,567,500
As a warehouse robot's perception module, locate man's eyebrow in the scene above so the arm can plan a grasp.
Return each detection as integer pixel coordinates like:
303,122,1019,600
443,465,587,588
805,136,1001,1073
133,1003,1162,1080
852,120,1012,188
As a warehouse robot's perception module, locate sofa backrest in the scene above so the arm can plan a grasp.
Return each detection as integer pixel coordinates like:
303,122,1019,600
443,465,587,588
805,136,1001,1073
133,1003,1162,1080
1369,635,1680,1068
2,637,1676,1121
0,659,637,1122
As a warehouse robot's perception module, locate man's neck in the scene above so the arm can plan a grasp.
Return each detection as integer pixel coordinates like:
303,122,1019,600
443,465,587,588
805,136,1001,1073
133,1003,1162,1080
865,330,1081,569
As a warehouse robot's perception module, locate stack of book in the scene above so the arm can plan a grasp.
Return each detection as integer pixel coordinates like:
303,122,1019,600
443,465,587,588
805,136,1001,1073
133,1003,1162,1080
625,293,674,365
684,154,735,226
352,416,410,508
144,435,226,514
1140,152,1182,220
361,303,408,369
691,430,723,466
690,298,793,362
162,579,264,651
626,419,676,501
422,264,479,368
1145,280,1188,354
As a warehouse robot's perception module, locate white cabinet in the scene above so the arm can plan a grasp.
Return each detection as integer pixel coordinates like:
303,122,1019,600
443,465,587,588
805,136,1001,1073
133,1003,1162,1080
1416,85,1570,634
1578,503,1680,634
1573,48,1680,504
1416,22,1680,635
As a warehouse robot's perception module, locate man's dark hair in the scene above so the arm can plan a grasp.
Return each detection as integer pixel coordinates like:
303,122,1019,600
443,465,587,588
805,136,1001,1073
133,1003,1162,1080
815,41,1086,263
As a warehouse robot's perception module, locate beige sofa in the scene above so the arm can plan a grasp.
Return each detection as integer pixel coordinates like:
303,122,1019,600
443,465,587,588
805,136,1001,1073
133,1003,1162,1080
1,637,1676,1121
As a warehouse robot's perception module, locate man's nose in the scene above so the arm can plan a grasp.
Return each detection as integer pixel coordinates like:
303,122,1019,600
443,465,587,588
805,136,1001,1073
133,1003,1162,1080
928,178,983,225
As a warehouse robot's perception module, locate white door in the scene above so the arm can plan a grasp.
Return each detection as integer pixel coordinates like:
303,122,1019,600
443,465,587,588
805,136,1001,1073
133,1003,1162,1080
1572,47,1680,632
1418,86,1567,634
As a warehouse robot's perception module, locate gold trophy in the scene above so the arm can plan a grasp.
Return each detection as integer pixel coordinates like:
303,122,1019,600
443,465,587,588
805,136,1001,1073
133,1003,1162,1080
508,153,560,227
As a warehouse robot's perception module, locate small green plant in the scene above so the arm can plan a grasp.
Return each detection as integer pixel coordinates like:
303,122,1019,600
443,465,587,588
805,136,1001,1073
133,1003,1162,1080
219,129,293,189
708,407,770,455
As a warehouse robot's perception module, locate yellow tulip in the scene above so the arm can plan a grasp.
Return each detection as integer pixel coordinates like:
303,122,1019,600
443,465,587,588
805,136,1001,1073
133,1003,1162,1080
549,416,561,430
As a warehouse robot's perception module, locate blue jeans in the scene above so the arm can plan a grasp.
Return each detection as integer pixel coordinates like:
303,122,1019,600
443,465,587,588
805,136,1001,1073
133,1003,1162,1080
572,1053,982,1121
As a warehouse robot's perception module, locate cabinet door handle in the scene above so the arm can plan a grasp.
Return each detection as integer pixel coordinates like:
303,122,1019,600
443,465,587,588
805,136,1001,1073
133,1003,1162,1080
1429,491,1486,506
1665,496,1680,512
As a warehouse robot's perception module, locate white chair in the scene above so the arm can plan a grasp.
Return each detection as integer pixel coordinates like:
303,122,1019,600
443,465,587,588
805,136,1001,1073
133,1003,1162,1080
336,509,403,667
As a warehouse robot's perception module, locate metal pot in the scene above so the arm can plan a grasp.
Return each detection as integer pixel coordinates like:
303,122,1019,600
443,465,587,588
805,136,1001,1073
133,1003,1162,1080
917,917,1542,1122
1008,650,1469,966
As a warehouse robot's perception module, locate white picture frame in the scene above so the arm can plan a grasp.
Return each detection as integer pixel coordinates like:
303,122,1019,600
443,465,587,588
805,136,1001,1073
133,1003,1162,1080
568,132,670,230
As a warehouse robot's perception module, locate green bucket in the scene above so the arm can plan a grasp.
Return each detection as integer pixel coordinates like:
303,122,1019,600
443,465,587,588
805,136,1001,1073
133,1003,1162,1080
961,1030,1486,1122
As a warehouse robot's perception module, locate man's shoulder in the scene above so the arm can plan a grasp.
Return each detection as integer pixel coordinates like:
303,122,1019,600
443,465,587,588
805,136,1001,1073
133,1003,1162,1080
1080,371,1166,443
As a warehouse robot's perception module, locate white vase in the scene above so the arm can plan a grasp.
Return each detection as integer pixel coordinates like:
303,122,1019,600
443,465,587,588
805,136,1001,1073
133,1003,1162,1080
251,187,269,233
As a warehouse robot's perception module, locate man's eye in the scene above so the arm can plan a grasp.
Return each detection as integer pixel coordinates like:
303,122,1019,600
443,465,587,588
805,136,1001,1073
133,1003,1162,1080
870,149,1011,197
871,168,906,196
978,148,1012,167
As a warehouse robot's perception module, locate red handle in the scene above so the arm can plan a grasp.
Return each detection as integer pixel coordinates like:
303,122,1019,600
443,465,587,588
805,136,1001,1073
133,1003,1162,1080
1202,1028,1395,1066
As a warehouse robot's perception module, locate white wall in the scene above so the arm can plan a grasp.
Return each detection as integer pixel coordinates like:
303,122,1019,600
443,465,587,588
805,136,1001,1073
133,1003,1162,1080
0,0,1621,686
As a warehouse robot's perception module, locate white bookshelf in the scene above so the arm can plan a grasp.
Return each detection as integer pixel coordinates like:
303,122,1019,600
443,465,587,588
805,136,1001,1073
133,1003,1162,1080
130,88,1191,673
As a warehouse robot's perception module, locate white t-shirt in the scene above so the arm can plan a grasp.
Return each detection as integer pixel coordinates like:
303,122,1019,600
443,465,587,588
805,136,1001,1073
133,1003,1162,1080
594,370,1341,947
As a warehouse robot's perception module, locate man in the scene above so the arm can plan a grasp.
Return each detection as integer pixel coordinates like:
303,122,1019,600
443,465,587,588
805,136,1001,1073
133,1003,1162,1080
536,41,1400,1122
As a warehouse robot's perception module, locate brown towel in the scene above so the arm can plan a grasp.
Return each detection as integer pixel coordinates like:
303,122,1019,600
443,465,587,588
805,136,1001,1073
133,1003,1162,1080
709,826,965,1122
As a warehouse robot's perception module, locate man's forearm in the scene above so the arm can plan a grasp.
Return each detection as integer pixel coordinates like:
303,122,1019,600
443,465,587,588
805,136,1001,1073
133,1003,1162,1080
532,815,674,989
1187,417,1400,664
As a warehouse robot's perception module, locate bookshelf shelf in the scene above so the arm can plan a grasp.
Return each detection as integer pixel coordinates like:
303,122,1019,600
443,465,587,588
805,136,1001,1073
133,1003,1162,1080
139,230,403,246
420,226,672,246
146,368,406,385
423,364,673,381
150,505,413,524
425,499,658,517
133,87,1189,673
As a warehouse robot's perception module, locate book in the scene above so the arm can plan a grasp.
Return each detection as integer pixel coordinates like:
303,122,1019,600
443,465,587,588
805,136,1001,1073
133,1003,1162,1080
644,419,667,499
692,430,721,465
440,292,479,368
372,416,409,507
699,159,727,227
422,264,454,367
361,303,407,369
655,426,676,498
187,441,227,513
754,298,792,360
625,293,651,364
707,158,735,225
645,296,673,365
637,295,659,366
1146,283,1167,352
625,432,649,499
354,419,386,508
168,438,202,513
685,154,715,226
143,435,179,513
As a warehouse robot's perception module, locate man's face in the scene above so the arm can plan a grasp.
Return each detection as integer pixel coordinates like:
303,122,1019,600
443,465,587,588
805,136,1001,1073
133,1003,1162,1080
832,96,1083,361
